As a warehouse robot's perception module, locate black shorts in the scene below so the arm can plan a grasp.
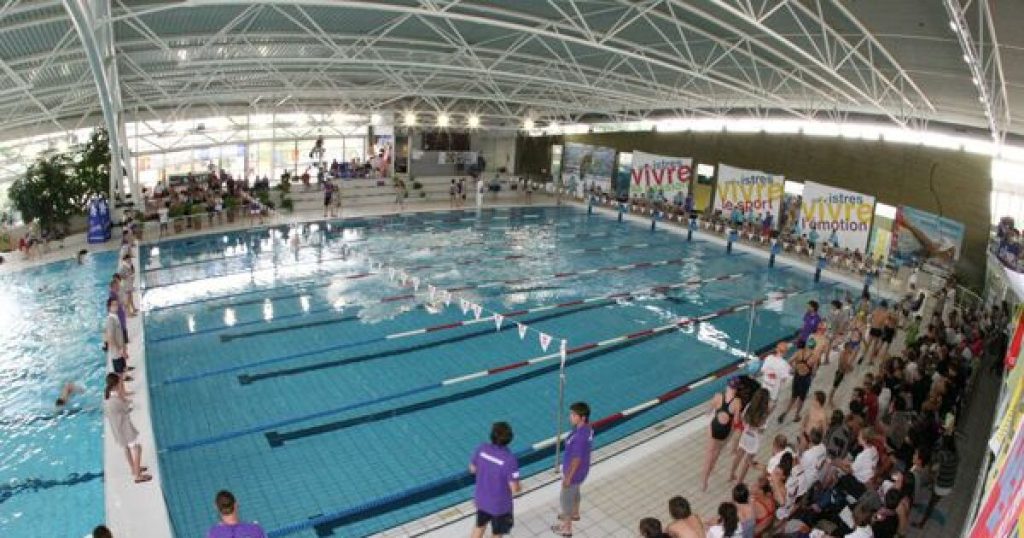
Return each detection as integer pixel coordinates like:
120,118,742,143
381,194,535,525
869,327,882,338
112,357,127,374
792,373,812,399
476,511,513,534
882,327,896,343
323,196,331,207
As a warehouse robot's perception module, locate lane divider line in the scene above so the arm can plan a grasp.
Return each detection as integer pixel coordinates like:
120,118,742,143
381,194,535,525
263,338,786,538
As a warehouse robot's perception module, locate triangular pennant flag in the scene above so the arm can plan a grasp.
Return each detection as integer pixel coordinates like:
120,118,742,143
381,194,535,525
429,285,436,301
472,303,483,320
559,339,568,369
388,267,396,280
460,298,470,315
494,313,504,331
443,291,452,307
539,332,552,352
517,322,527,340
412,277,420,291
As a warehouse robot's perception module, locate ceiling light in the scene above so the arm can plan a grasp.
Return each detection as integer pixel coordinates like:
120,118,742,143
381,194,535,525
548,121,560,132
963,54,970,63
177,49,187,61
949,20,957,32
404,112,416,125
467,114,480,128
523,118,534,130
437,114,450,127
370,113,381,125
972,77,979,86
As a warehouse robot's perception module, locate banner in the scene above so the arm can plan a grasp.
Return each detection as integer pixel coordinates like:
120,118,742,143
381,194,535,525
969,381,1024,538
561,142,616,195
890,205,966,267
799,181,875,251
714,164,784,215
868,215,894,262
628,151,692,198
86,197,111,244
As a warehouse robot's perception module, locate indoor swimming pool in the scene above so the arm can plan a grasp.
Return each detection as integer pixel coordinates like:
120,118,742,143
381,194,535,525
142,206,848,537
0,253,114,537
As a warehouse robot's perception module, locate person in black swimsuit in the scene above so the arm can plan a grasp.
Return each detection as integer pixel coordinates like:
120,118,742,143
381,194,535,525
777,338,817,424
701,378,742,492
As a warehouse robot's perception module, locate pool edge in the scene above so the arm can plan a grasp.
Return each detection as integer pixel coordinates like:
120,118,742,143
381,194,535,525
103,241,174,538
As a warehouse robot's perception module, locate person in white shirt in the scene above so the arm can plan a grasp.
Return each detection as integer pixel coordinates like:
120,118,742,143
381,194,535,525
758,342,792,413
834,429,879,500
706,502,742,538
799,428,828,495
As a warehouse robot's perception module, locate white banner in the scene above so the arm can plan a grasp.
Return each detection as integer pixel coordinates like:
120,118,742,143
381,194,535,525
494,313,504,331
714,164,785,215
517,322,528,340
799,181,875,251
629,151,693,198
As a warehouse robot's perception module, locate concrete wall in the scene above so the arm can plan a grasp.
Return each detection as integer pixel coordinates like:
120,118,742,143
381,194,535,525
517,131,992,286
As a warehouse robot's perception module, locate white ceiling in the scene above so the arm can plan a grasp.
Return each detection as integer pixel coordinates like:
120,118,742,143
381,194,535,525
0,0,1017,141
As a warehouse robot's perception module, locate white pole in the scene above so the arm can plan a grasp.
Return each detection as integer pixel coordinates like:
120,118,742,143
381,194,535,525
553,339,567,475
744,296,757,362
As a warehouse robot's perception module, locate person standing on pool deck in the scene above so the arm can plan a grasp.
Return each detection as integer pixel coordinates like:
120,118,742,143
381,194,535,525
552,402,593,537
702,377,743,491
207,490,267,538
469,421,521,538
103,373,150,483
476,176,484,208
795,301,821,350
104,297,131,382
865,300,889,364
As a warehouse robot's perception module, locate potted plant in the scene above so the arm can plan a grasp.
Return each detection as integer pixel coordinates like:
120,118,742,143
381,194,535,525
280,196,294,213
224,195,239,223
169,204,186,233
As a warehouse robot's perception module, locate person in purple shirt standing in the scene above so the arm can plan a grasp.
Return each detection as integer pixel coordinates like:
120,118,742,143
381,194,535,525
552,402,593,537
470,422,521,538
207,490,266,538
795,300,821,350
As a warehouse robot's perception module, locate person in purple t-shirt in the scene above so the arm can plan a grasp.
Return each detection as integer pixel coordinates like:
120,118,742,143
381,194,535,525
795,300,821,349
469,421,521,538
207,490,267,538
551,402,593,537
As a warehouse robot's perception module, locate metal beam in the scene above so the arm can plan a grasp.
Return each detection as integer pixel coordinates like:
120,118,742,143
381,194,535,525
63,0,136,206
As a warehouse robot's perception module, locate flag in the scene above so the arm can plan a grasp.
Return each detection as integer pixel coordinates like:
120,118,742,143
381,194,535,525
443,291,452,307
494,313,504,331
471,303,483,320
411,277,420,291
539,332,552,352
460,298,470,315
388,267,395,280
428,285,436,300
517,322,527,340
559,339,567,369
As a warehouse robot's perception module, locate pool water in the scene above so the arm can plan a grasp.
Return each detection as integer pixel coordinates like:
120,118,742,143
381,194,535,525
142,206,848,537
0,253,114,537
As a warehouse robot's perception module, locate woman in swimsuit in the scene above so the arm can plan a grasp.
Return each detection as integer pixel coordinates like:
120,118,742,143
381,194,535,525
830,321,862,404
777,339,817,424
702,378,743,491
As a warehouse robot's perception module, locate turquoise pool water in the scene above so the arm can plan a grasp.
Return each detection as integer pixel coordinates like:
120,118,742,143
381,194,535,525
0,253,113,537
143,206,848,537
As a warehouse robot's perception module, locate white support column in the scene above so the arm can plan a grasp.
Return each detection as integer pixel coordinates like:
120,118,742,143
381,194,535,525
64,0,138,215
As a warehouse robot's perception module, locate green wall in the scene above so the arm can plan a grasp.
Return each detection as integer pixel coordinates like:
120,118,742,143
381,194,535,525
517,131,991,287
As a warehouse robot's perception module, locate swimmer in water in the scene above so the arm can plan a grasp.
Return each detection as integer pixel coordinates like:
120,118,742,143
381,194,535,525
55,382,84,409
